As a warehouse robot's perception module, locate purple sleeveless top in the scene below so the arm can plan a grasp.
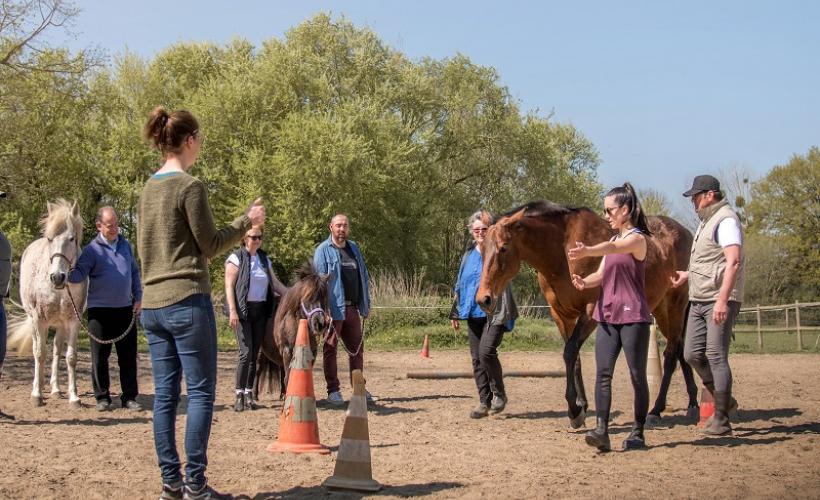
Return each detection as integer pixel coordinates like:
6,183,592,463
593,232,652,325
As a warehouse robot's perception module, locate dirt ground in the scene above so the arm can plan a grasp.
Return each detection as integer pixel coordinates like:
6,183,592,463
0,349,819,499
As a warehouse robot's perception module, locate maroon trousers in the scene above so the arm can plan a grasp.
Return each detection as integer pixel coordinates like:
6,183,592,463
323,305,364,394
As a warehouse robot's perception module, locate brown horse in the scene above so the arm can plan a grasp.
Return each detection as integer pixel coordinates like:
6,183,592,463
254,261,331,400
476,201,699,428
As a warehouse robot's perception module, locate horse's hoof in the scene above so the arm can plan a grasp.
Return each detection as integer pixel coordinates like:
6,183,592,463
645,414,662,427
69,400,82,410
569,409,586,429
31,396,45,407
686,405,700,420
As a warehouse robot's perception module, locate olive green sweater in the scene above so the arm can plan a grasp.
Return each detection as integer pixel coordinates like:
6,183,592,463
137,171,251,309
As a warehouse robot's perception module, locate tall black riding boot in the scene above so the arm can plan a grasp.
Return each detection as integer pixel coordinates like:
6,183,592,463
585,417,611,451
702,391,733,436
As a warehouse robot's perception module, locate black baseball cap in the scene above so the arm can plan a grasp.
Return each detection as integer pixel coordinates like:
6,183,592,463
683,175,721,197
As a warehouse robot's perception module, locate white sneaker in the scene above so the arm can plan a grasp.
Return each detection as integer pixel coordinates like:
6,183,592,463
327,391,345,406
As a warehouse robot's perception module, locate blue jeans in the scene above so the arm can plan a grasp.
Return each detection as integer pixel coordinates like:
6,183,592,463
141,294,217,488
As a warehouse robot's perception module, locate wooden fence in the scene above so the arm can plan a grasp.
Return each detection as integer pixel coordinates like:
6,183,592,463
735,301,820,351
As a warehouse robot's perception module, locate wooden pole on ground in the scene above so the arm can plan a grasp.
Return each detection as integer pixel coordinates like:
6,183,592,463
406,370,563,380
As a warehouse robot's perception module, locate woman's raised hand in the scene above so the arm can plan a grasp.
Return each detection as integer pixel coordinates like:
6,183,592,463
571,273,586,291
568,241,587,261
246,197,265,225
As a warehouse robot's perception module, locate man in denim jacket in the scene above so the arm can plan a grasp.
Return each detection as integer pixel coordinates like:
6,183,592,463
313,213,373,405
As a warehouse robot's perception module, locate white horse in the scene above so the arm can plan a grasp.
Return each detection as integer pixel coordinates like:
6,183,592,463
8,199,87,407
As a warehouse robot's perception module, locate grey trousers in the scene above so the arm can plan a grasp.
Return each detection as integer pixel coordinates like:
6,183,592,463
683,300,741,394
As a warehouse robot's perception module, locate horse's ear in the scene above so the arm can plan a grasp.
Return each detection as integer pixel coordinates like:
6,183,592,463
46,201,55,215
499,210,525,233
71,201,80,217
320,273,331,285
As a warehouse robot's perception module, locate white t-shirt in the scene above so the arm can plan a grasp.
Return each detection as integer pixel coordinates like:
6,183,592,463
715,218,742,248
226,253,273,302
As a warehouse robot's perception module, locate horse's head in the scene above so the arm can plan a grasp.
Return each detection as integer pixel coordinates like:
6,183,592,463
41,199,83,289
476,209,525,314
295,261,332,335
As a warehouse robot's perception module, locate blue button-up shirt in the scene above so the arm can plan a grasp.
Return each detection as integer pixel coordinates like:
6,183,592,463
68,234,142,309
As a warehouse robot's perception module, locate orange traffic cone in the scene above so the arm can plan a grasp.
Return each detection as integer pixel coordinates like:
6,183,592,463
322,370,381,492
420,334,430,358
698,386,715,427
268,319,329,454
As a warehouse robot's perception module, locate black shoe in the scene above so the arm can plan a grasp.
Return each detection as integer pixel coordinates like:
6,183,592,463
0,409,14,421
233,393,244,412
243,392,257,410
622,425,646,450
159,481,184,500
585,417,611,451
183,482,230,500
96,400,112,412
489,394,507,414
469,404,489,419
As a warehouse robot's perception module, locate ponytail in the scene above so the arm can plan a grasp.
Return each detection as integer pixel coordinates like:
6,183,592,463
605,182,652,236
143,106,199,155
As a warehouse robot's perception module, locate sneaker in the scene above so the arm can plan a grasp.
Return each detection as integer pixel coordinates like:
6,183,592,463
489,394,507,414
233,393,244,412
326,391,345,406
124,400,144,411
183,482,230,500
622,427,647,450
159,481,183,500
470,404,489,419
96,400,112,412
365,390,376,404
0,409,14,421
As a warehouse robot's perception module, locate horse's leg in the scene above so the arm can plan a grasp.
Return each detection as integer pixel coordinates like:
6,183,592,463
31,320,48,406
647,343,678,424
573,353,588,413
50,328,66,396
278,362,286,400
677,340,699,418
563,318,587,429
65,321,81,408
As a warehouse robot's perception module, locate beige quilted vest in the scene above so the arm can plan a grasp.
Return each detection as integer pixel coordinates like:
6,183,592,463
688,200,746,302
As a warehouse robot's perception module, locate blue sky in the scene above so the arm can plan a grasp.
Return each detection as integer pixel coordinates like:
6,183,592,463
66,1,819,205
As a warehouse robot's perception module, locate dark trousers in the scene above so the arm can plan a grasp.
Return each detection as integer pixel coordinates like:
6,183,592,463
594,322,650,425
323,305,364,394
235,302,268,390
88,306,139,404
684,300,740,395
467,317,506,406
0,299,6,378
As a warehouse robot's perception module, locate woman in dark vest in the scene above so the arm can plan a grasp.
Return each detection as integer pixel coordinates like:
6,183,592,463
224,225,288,411
569,182,653,451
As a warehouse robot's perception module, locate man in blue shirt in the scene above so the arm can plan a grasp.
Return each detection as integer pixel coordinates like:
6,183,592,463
314,213,373,405
68,206,143,412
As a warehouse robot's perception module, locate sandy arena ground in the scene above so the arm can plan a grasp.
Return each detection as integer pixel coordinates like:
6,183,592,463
0,349,818,499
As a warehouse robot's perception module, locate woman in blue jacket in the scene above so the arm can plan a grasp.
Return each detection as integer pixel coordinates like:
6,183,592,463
450,210,518,419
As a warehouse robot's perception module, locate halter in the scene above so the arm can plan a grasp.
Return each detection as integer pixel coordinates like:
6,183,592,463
301,301,333,342
49,252,75,266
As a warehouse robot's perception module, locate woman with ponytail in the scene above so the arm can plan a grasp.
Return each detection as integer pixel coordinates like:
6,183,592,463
139,106,265,499
567,182,653,452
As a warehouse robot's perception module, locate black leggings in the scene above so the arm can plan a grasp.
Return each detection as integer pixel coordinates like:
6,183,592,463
235,302,268,390
467,318,506,406
594,322,650,425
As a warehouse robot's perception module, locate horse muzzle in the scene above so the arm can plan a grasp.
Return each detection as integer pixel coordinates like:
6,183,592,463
50,272,67,289
478,295,497,314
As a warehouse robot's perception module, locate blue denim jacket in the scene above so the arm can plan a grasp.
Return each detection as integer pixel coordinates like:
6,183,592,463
313,237,371,321
452,244,517,331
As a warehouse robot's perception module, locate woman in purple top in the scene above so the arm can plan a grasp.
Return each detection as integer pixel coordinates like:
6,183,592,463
569,182,652,452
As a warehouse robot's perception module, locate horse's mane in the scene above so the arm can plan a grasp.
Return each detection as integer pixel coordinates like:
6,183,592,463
40,199,83,239
290,260,327,303
501,200,578,220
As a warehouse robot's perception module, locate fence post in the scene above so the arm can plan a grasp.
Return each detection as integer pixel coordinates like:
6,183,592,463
756,305,762,351
795,301,802,351
785,307,789,331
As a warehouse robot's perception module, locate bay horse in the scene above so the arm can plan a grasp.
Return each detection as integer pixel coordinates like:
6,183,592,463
7,199,87,407
254,261,330,399
476,200,699,428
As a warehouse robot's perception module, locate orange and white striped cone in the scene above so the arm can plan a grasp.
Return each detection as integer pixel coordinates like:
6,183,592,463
698,386,715,427
268,319,329,454
322,370,381,492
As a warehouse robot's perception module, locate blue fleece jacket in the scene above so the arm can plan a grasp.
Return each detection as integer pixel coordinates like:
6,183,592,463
68,234,142,308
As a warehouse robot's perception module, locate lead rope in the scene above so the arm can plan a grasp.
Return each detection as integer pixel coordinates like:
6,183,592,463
65,285,137,345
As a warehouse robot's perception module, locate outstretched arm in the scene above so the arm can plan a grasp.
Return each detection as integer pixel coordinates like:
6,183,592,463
571,257,606,291
569,233,645,261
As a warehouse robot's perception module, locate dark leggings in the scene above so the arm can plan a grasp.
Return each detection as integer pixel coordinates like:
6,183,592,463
467,317,506,406
235,302,268,390
594,322,650,425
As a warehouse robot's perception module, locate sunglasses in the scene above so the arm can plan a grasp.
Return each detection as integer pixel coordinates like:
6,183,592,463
246,235,263,241
472,227,488,234
602,206,621,217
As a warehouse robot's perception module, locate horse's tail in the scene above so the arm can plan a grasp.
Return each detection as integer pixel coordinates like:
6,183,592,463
7,315,34,356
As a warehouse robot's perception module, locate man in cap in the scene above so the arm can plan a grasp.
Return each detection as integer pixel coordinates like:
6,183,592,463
0,190,14,419
671,175,745,435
